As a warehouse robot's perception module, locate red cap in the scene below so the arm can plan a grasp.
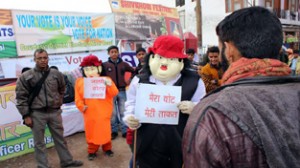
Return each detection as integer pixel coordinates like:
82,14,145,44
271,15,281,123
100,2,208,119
80,54,102,67
148,35,187,59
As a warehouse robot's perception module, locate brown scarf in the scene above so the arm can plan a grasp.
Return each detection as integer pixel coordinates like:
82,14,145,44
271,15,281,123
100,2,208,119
222,57,291,85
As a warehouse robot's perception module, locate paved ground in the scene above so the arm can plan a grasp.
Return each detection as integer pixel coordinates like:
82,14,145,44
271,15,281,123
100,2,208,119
2,132,132,168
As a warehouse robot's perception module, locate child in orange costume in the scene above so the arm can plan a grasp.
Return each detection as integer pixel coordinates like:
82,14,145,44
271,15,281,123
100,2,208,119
75,55,119,160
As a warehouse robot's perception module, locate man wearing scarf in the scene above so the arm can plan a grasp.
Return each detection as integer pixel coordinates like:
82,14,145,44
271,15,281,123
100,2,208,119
183,6,300,168
199,46,223,93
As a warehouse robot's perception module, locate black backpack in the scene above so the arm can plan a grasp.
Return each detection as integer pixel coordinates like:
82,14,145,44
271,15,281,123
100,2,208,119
63,75,75,103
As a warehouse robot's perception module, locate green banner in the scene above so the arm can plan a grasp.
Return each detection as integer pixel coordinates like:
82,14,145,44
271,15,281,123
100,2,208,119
0,126,54,161
0,41,17,58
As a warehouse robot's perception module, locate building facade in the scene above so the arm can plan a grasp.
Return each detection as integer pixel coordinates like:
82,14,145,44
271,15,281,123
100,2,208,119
177,0,300,50
226,0,300,50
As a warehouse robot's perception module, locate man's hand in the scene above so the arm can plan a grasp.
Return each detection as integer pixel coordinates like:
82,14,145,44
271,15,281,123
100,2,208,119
24,116,33,128
125,116,140,130
177,101,195,114
105,78,112,86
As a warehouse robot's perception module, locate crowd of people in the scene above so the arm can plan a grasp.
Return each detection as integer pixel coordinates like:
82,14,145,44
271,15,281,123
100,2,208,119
15,6,300,168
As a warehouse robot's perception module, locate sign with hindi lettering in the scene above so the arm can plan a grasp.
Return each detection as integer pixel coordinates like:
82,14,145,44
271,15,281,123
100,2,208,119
135,84,181,125
84,77,106,99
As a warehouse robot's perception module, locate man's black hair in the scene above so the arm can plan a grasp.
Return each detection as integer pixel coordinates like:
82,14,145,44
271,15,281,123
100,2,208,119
186,49,195,55
136,47,146,54
216,6,282,59
21,67,31,74
107,45,119,53
220,43,229,72
50,66,59,70
206,46,219,55
34,48,48,57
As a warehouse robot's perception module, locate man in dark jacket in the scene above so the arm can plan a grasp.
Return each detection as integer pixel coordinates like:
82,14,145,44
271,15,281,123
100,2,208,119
102,45,135,139
182,6,300,168
16,49,83,168
134,47,146,76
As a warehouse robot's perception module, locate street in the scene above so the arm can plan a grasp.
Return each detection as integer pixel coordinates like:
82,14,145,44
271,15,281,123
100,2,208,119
1,132,131,168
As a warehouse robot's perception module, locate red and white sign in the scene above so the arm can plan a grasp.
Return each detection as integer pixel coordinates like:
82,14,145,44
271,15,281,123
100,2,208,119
84,77,106,99
135,84,182,125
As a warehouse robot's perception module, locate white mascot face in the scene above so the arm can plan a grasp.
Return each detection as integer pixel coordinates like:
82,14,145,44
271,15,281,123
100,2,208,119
83,66,102,78
149,54,184,82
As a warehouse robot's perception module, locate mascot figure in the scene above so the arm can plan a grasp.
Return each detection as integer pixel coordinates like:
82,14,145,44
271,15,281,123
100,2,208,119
123,35,206,168
75,55,118,160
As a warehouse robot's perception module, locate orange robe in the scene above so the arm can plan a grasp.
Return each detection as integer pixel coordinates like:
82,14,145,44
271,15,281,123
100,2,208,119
75,77,118,145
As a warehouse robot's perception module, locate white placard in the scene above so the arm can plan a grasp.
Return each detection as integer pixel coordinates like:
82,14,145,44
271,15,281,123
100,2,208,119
135,84,182,125
84,77,106,99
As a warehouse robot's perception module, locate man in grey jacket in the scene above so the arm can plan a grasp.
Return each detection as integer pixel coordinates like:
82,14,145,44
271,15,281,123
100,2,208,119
16,49,83,168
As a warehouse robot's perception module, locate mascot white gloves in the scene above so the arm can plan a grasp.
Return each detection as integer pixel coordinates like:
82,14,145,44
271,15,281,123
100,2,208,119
177,101,195,114
105,78,112,86
125,115,140,130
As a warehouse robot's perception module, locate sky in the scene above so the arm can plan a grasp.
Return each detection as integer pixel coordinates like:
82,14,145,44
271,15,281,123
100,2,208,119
1,0,175,13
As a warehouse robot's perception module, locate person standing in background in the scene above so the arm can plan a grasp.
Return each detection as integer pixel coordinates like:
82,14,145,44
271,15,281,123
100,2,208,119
288,49,300,75
102,45,135,140
134,47,146,76
186,48,199,71
198,46,224,93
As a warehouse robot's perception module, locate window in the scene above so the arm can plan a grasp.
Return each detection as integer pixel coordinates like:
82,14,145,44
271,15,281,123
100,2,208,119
176,0,185,7
226,0,249,13
290,0,297,12
179,10,185,29
226,0,232,12
234,1,242,10
265,0,273,7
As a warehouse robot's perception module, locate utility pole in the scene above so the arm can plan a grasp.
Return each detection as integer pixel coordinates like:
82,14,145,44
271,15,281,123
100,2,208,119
196,0,202,48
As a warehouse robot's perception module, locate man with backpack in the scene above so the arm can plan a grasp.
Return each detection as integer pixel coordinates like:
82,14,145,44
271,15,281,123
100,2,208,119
50,66,75,104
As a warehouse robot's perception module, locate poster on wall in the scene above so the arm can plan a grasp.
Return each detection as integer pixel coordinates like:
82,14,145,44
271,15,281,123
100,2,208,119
110,0,183,40
0,81,84,161
0,51,141,79
0,9,17,58
12,10,115,56
135,84,181,125
0,51,108,79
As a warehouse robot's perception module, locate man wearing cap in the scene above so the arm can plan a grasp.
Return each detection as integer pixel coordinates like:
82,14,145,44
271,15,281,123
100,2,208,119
123,35,206,168
75,55,119,160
